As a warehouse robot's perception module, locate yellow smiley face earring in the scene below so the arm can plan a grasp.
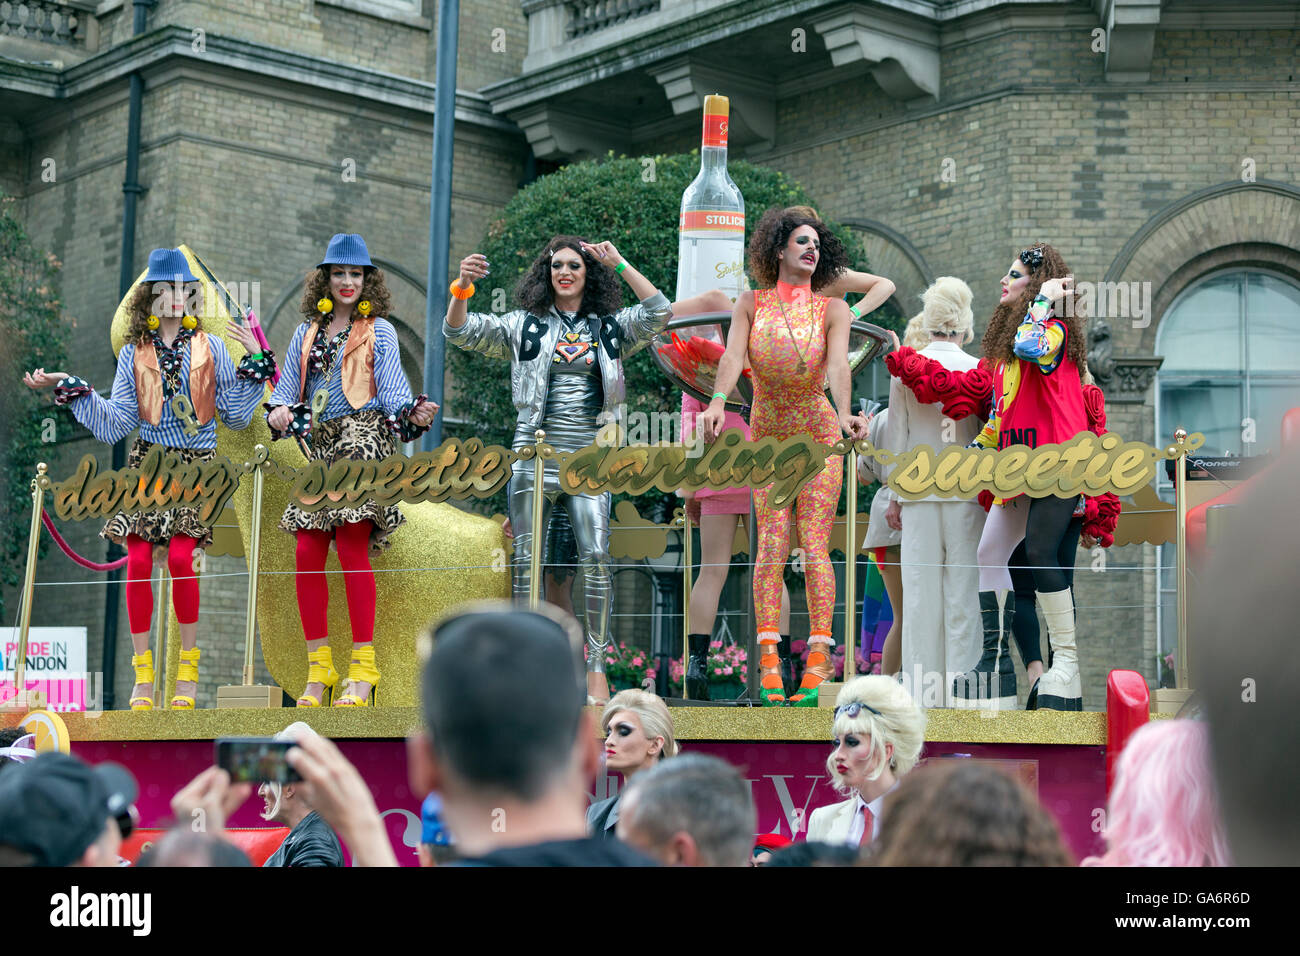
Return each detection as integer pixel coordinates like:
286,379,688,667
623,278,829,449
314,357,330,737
317,297,333,315
356,299,372,317
146,314,161,330
181,314,198,330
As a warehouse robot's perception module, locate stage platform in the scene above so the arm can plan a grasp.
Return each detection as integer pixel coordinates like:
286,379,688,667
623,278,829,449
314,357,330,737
32,705,1108,744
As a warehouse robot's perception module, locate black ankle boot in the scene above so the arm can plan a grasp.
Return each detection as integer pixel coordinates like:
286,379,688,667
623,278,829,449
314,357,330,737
953,590,1018,709
778,635,794,698
686,633,711,701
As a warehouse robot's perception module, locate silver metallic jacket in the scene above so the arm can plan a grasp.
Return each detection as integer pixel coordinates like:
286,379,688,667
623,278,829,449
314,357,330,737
442,292,673,437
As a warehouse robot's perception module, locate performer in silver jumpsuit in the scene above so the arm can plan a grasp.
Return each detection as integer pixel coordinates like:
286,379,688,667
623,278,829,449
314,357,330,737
444,236,671,703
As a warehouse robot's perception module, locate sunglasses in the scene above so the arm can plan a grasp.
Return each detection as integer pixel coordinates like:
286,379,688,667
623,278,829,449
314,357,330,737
834,701,881,720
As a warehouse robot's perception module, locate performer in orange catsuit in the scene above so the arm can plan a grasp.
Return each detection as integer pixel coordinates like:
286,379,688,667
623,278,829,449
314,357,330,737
698,207,869,706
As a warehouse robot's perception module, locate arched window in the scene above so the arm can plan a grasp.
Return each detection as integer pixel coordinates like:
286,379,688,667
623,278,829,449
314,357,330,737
1155,270,1300,682
1156,270,1300,459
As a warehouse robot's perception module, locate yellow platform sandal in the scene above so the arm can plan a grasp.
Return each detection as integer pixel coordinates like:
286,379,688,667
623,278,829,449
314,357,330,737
170,646,201,710
297,645,340,708
130,650,155,711
335,644,380,707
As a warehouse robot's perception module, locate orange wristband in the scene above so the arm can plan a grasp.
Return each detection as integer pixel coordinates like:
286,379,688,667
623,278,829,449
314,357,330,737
450,280,475,300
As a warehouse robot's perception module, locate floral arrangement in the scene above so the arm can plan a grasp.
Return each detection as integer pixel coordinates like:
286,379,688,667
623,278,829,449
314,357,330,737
606,640,750,695
604,641,659,693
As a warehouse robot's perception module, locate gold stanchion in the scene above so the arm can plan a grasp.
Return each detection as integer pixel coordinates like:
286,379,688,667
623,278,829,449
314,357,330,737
1154,426,1194,713
679,508,693,699
3,463,49,712
843,444,858,681
151,566,170,710
218,444,280,708
529,430,547,608
1174,427,1190,691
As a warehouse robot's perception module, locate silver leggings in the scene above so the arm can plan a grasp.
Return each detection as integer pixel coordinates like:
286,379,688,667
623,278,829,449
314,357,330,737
509,463,612,673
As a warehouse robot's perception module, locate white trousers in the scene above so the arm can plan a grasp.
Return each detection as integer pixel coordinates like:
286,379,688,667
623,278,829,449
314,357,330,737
899,500,986,708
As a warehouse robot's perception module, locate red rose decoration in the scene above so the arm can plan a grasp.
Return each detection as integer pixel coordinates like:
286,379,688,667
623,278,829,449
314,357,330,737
1082,384,1107,435
977,490,995,512
1082,492,1121,547
911,376,937,403
899,351,929,383
885,346,915,377
929,366,955,399
958,366,994,400
942,395,978,419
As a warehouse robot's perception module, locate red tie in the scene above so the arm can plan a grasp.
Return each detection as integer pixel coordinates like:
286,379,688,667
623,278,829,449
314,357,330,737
859,803,874,846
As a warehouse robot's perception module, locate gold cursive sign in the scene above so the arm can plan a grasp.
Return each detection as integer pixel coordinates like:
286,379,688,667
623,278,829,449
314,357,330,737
875,431,1205,501
289,437,513,511
49,450,243,524
41,431,1205,521
561,429,826,509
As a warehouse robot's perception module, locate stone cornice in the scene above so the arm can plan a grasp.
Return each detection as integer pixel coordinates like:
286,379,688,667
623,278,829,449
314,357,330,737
1105,355,1164,403
0,24,519,134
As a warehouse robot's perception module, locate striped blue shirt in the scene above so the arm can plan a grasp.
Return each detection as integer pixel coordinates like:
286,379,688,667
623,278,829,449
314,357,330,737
267,317,413,422
64,336,267,449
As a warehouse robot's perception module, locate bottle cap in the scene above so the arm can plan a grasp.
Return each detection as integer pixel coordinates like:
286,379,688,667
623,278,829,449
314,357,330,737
702,93,729,148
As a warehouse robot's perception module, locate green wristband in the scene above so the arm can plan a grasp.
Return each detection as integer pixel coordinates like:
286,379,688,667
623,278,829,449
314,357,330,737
849,304,862,318
711,391,727,403
615,261,628,274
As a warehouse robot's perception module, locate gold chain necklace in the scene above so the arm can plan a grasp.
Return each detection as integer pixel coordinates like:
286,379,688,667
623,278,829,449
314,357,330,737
775,292,811,374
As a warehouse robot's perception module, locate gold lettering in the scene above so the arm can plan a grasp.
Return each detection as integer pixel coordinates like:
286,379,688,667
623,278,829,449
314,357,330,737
1109,445,1153,494
1022,449,1061,492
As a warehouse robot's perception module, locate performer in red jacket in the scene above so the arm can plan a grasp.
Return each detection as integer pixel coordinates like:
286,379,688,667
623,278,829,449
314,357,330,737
887,244,1118,711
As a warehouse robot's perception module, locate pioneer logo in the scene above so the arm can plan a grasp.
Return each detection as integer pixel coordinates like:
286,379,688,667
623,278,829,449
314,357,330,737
49,886,151,936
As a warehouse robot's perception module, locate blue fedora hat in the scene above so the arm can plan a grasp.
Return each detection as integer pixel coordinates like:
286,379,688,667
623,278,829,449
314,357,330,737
141,248,198,284
317,233,374,269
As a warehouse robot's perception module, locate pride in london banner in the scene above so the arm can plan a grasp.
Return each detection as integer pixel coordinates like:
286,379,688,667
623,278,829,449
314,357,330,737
1,627,89,713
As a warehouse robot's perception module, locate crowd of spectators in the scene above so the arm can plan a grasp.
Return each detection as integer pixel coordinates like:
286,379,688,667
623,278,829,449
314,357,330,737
0,585,1255,867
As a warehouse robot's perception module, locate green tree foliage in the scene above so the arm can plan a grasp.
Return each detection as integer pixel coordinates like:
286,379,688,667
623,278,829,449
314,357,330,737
446,152,895,518
0,192,74,619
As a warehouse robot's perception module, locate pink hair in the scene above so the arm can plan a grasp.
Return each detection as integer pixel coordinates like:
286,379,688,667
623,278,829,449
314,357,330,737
1085,719,1231,867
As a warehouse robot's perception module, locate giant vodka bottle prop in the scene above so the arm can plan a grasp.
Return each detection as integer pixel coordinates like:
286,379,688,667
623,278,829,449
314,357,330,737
675,94,745,301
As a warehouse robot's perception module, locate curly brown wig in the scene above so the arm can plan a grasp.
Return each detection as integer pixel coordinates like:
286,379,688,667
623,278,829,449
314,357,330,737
980,242,1088,371
868,761,1075,867
747,206,848,292
123,281,205,346
513,236,623,316
299,266,393,323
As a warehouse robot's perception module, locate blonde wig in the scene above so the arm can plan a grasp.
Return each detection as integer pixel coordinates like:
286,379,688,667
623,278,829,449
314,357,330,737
260,721,321,822
919,276,975,344
602,689,679,761
901,313,929,350
826,676,926,795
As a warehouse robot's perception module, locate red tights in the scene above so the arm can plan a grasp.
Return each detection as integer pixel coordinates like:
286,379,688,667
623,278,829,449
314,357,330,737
125,534,201,633
294,523,376,644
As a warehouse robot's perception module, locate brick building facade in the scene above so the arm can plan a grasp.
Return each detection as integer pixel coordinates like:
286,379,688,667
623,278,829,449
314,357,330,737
3,0,1297,709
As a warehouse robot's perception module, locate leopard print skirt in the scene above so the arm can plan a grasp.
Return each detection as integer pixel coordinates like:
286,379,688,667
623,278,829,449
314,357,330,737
101,439,216,548
278,408,406,554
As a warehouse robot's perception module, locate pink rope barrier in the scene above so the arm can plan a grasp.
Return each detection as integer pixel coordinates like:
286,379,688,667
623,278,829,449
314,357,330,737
40,509,128,572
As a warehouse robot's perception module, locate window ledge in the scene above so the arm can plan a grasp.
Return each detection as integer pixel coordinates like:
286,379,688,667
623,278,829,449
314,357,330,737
315,0,432,31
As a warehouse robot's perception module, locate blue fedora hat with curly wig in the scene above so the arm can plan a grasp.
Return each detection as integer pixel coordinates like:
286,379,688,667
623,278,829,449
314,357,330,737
317,233,374,269
141,248,198,284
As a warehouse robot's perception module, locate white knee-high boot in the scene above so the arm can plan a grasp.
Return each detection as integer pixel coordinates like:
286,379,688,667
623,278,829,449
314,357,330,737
1028,588,1082,711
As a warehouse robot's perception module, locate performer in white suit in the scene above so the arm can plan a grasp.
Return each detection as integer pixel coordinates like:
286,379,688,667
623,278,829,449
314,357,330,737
806,676,925,848
881,277,986,708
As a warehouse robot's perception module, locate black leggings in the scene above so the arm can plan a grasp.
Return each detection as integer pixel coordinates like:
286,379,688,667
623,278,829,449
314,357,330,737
1010,513,1083,665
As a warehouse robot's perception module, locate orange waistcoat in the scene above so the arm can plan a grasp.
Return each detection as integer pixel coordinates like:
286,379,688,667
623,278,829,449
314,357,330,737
134,332,214,426
297,317,377,409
